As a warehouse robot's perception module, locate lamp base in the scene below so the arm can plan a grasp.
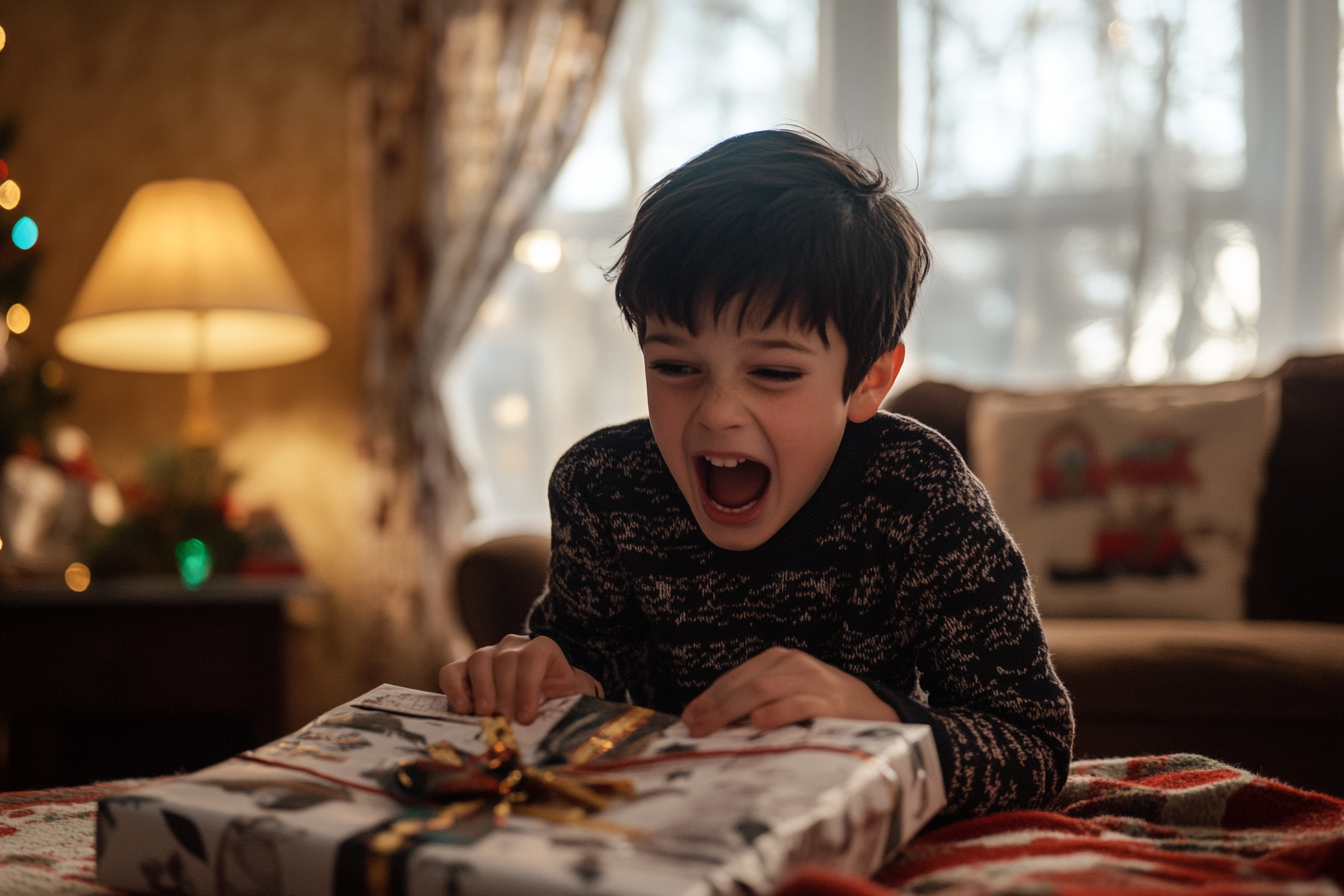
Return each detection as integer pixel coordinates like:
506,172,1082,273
180,369,220,446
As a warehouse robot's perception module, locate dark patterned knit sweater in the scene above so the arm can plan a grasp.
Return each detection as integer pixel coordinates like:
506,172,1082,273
527,411,1074,820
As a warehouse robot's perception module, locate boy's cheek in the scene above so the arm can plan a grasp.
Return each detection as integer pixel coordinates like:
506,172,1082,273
646,398,692,476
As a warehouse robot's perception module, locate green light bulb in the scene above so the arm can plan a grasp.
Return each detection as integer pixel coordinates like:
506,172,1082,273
175,538,213,589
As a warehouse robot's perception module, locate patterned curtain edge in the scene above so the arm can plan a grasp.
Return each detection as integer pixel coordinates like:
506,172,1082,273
358,0,622,682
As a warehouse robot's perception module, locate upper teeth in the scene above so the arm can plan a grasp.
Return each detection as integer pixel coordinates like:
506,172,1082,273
707,457,747,468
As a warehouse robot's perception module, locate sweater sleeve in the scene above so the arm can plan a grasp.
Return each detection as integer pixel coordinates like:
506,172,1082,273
525,437,652,704
880,438,1074,821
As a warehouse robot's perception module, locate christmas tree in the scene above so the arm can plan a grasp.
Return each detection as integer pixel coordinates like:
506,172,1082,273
0,116,71,460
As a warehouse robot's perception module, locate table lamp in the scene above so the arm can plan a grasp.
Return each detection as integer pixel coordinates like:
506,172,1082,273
55,179,330,444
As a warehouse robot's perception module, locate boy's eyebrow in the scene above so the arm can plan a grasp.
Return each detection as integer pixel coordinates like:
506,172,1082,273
642,332,688,346
744,337,818,353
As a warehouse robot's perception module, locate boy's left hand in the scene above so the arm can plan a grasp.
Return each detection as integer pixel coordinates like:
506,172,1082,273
680,647,899,737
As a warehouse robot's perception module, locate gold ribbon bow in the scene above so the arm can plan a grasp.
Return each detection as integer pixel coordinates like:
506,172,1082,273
365,708,655,896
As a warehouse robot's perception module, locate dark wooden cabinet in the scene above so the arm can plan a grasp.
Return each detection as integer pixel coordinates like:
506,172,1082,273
0,576,303,790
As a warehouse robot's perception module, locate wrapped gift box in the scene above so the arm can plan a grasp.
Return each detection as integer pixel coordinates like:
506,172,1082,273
96,684,944,896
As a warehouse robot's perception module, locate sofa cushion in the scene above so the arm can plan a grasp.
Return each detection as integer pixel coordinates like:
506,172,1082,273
1045,618,1344,797
1044,619,1344,720
967,380,1278,618
884,353,1343,623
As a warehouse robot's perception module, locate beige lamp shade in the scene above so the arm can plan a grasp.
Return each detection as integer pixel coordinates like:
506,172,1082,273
56,179,329,372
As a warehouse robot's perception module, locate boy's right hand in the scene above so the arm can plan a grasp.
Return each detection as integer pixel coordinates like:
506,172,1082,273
439,634,602,725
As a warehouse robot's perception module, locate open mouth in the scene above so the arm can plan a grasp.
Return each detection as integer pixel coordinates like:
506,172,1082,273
697,455,771,517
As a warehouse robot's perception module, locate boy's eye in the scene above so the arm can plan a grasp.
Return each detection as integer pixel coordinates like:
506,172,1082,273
752,368,803,382
650,361,698,377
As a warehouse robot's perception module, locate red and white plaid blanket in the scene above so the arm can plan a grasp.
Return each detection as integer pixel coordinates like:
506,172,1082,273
3,755,1341,895
785,754,1344,896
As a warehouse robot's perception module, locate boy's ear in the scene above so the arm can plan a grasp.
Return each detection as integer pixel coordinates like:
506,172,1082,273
846,344,905,423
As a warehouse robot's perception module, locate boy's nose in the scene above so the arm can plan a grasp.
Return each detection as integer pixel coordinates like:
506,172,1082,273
696,381,747,430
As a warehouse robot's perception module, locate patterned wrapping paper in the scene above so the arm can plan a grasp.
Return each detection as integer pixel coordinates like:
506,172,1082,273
95,684,944,896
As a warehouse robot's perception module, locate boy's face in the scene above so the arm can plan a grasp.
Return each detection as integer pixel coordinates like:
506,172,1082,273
642,300,892,551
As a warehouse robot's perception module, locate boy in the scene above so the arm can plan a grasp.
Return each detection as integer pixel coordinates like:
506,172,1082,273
441,130,1073,820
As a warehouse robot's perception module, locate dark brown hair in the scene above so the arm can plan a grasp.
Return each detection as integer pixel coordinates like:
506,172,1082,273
610,129,931,396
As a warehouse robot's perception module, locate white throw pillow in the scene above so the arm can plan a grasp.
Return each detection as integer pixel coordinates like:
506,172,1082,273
968,379,1279,619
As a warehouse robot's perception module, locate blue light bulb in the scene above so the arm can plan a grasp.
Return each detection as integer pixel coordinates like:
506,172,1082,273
12,216,37,250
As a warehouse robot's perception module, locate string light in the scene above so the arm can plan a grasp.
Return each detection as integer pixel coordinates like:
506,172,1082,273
6,302,30,334
12,216,37,250
0,25,7,53
513,230,563,272
0,179,19,210
90,480,125,526
65,562,92,592
176,538,213,589
492,392,531,428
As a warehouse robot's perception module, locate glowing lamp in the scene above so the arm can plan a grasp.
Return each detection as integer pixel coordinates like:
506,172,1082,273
56,179,329,444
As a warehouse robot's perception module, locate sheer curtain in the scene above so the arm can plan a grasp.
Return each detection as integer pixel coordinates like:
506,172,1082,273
360,0,620,677
443,0,818,539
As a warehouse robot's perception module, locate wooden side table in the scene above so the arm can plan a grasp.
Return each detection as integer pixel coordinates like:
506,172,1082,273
0,575,312,790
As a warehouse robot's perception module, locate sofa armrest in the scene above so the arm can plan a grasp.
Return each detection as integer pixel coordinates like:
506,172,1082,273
453,534,551,648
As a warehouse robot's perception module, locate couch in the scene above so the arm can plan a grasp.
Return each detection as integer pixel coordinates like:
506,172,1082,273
452,353,1344,798
882,352,1344,798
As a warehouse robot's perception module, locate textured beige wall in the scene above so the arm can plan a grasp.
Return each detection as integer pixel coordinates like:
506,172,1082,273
0,1,375,720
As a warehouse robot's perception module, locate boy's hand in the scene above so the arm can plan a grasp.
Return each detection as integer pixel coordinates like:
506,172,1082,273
439,634,602,725
680,647,899,737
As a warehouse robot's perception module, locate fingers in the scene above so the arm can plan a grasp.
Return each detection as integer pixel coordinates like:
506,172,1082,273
682,647,797,736
439,661,473,714
750,689,896,730
570,668,605,700
464,647,501,715
749,693,834,731
515,639,569,724
690,647,792,700
438,635,588,723
493,649,521,720
681,648,899,736
683,670,804,736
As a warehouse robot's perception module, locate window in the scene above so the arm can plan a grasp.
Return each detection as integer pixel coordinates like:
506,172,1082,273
890,0,1341,388
445,0,1342,536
